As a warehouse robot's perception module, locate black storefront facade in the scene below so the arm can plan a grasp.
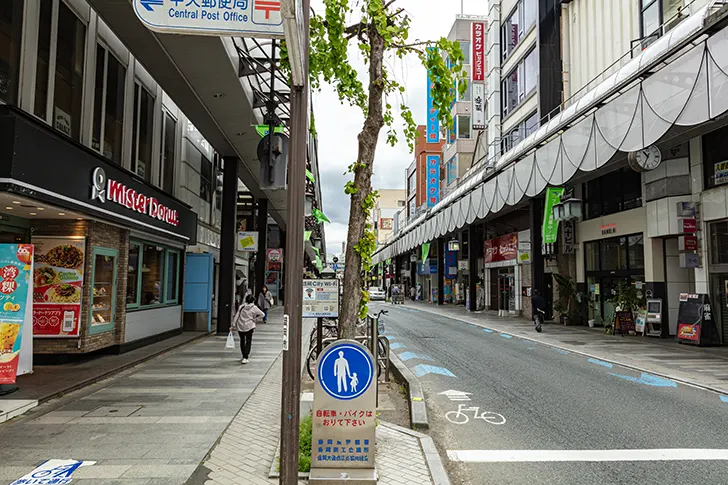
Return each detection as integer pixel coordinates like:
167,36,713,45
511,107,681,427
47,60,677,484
0,106,197,357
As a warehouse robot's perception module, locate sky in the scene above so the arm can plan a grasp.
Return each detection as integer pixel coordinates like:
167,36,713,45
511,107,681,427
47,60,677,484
311,0,488,256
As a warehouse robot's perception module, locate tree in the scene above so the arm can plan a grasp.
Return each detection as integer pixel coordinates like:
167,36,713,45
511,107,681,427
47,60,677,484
307,0,466,338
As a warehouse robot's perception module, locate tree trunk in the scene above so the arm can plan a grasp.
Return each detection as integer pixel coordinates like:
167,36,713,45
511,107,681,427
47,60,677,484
339,24,386,340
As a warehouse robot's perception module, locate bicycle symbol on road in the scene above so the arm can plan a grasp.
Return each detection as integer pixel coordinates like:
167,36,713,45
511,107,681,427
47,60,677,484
445,404,506,425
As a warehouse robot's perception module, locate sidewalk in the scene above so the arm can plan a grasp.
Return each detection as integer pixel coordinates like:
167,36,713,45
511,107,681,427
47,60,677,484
403,301,728,396
0,309,287,485
189,354,447,485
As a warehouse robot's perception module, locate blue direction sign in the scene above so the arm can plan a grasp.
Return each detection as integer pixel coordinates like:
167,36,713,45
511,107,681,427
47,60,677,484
133,0,285,38
317,341,374,401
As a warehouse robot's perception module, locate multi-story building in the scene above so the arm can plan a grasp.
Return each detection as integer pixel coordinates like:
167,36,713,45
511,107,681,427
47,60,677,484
372,189,406,247
409,125,445,217
374,0,728,345
441,15,488,197
0,0,323,371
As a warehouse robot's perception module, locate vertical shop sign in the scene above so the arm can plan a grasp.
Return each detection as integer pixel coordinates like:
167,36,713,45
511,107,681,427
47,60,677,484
472,83,485,130
426,155,441,207
426,47,439,142
542,187,565,244
562,220,575,254
32,238,86,338
472,22,485,81
445,251,458,278
421,242,431,261
0,244,33,385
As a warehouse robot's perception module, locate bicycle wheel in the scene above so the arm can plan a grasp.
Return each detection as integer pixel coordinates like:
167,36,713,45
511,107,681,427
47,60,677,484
479,411,506,425
377,338,387,359
306,346,318,380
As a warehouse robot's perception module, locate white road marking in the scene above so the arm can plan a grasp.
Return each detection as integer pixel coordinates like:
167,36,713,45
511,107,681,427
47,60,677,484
439,390,472,402
446,449,728,463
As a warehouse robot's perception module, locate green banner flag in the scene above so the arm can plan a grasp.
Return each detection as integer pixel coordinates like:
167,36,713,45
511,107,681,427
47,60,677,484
306,169,315,183
255,125,285,138
421,242,431,261
542,187,565,244
304,230,312,241
312,208,330,224
312,246,320,257
315,255,323,270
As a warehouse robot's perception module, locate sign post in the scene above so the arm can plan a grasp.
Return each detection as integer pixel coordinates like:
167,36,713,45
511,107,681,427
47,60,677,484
309,340,377,483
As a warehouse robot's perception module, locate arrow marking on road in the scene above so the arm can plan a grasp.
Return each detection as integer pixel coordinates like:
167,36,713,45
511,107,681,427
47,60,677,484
721,395,728,403
446,449,728,463
398,352,433,362
482,329,494,333
610,372,677,387
413,364,456,378
439,390,472,401
501,334,513,339
139,0,164,11
588,358,613,368
389,342,406,350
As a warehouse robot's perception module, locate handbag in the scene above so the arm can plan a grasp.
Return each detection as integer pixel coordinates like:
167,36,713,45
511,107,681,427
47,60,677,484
225,330,235,349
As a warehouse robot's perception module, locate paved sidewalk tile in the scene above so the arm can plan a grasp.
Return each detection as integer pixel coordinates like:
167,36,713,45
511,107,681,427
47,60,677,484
399,302,728,394
0,309,286,485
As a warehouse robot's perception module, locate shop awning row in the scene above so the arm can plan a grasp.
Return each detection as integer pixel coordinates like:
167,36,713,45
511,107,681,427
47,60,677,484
373,4,728,265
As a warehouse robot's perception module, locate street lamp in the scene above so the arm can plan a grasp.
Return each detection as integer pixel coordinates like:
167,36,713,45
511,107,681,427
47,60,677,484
552,197,583,221
410,253,417,262
448,237,460,252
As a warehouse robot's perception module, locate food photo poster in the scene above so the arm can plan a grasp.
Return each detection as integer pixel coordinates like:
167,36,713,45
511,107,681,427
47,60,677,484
32,237,86,337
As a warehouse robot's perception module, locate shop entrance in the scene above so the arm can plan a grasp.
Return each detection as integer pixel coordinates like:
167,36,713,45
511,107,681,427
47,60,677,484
584,234,645,326
496,268,515,312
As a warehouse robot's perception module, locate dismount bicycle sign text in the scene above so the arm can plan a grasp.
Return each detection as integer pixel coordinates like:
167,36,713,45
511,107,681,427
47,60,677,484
133,0,284,38
310,339,377,482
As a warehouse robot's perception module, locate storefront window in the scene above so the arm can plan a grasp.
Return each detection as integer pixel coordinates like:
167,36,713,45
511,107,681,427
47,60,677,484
601,237,628,271
585,241,599,271
90,248,117,335
0,0,23,104
702,125,728,189
127,241,180,309
628,235,645,270
92,45,126,164
132,83,154,181
53,2,86,141
127,243,140,306
710,221,728,265
142,245,164,305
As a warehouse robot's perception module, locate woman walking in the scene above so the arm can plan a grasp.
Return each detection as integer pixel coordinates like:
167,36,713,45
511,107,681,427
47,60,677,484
257,285,274,323
231,295,265,364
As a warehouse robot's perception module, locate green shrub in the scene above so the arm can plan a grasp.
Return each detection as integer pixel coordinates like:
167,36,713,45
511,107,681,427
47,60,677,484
298,415,313,472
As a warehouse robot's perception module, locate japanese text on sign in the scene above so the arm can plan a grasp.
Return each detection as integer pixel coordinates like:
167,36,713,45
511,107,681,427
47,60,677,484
303,279,339,318
426,155,441,207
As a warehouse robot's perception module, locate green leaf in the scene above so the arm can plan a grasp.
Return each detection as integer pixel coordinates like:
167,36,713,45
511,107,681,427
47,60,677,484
312,208,330,224
306,169,315,183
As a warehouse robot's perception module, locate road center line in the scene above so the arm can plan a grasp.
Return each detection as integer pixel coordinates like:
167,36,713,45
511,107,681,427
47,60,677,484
446,449,728,463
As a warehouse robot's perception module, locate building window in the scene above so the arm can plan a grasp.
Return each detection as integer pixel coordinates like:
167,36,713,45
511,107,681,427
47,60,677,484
397,200,406,207
200,152,213,203
523,48,538,97
457,115,471,139
710,222,728,265
92,45,126,164
0,0,23,104
458,79,471,102
702,125,728,190
583,168,643,220
459,41,470,64
502,46,538,119
501,0,537,61
132,83,154,181
127,240,180,309
641,0,662,37
35,0,86,141
501,111,539,154
159,110,176,193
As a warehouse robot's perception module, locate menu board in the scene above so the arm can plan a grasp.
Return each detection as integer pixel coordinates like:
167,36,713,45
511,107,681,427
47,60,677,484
32,237,86,337
614,311,635,336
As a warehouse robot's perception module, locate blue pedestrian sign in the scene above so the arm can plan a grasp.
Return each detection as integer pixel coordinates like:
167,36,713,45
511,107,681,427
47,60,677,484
317,341,374,401
133,0,285,38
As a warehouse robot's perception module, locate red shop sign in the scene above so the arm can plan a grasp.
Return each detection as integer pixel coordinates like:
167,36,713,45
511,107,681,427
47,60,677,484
472,22,485,82
484,233,518,263
681,218,697,233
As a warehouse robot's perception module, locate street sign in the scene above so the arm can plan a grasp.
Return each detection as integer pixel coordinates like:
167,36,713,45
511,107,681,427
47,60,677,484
132,0,285,38
310,340,376,481
302,279,339,318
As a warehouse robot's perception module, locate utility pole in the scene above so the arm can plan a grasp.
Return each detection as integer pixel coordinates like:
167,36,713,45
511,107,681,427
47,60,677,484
279,0,310,482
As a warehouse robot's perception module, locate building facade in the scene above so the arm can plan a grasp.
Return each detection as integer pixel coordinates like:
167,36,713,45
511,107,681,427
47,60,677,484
372,189,406,247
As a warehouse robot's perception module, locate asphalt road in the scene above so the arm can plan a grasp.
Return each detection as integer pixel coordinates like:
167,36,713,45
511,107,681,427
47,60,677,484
371,302,728,485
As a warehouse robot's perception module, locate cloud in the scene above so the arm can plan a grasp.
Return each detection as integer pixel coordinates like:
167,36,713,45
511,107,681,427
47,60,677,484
313,0,488,252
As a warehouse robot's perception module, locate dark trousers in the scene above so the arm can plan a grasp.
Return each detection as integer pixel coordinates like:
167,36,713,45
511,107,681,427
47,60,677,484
238,330,254,359
263,308,268,322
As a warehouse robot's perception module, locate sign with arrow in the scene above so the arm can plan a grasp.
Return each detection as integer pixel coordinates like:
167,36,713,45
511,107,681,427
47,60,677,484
133,0,284,38
439,390,472,401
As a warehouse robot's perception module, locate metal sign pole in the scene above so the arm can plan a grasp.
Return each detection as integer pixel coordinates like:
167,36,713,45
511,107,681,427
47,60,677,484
279,1,309,482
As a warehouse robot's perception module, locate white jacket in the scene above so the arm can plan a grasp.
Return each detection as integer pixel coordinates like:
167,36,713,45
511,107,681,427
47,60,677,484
232,303,265,332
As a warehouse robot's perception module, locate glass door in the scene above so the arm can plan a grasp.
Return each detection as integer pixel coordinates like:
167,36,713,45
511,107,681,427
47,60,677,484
89,247,118,335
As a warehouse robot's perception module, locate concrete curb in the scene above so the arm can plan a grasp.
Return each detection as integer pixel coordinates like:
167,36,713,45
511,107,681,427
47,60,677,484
408,304,728,397
388,349,429,430
380,422,450,485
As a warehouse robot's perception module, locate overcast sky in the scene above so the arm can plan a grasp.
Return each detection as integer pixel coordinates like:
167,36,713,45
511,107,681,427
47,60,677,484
311,0,488,256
